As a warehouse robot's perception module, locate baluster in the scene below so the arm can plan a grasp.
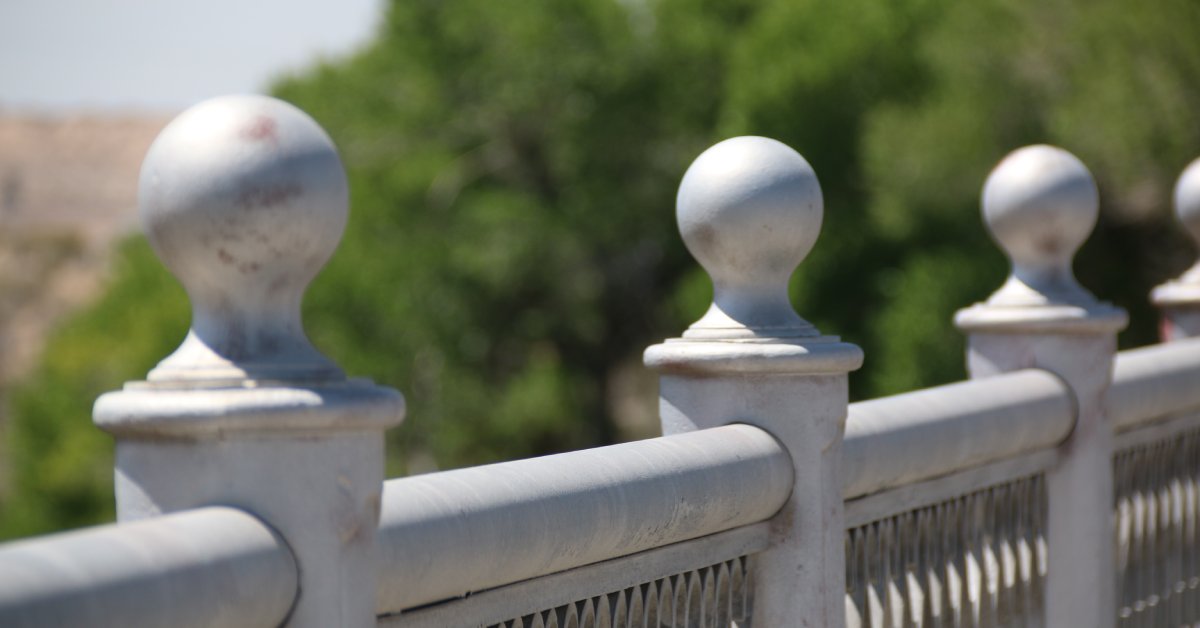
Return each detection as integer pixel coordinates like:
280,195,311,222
955,145,1126,628
644,137,863,626
92,95,405,627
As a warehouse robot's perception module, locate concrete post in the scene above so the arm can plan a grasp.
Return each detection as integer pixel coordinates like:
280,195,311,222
955,145,1127,628
92,95,405,627
1152,158,1200,340
644,137,863,627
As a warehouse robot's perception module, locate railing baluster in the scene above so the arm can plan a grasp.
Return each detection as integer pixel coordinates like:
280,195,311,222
955,145,1127,628
91,95,405,627
644,136,863,626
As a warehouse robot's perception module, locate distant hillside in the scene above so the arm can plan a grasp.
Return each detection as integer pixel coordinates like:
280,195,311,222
0,113,171,383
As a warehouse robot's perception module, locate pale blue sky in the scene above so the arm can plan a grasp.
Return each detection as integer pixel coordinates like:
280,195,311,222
0,0,383,113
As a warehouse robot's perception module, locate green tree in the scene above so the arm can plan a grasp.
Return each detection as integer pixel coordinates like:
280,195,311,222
1,240,186,537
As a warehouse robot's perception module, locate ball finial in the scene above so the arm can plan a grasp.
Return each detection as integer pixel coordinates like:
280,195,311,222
979,144,1099,308
675,136,823,339
1151,157,1200,305
1174,158,1200,261
139,94,348,384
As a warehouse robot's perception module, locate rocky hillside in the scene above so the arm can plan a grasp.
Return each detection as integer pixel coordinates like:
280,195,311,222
0,113,171,384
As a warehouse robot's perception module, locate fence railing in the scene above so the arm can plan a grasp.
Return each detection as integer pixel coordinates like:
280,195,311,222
0,507,296,627
1,94,1199,627
1109,339,1200,626
375,423,791,614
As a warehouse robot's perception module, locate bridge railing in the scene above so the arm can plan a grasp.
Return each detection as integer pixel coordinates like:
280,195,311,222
0,507,296,627
1109,340,1200,625
375,423,792,621
1,95,1199,628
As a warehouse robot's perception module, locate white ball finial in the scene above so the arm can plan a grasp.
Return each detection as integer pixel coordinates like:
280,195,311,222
1151,157,1200,305
980,144,1099,308
139,94,348,384
1174,158,1200,270
676,136,823,339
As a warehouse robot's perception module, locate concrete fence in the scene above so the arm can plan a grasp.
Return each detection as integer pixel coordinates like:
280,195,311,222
1,94,1199,627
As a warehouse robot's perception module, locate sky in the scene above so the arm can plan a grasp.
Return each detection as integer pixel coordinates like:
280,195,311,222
0,0,383,113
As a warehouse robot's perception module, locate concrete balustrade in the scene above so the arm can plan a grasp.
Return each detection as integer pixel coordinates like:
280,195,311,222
2,94,1200,627
0,507,296,628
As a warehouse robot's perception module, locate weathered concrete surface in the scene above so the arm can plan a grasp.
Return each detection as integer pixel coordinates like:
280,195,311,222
958,144,1126,628
94,95,403,628
647,137,862,628
0,507,296,628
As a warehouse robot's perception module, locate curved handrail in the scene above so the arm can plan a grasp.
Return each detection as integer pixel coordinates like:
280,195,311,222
843,368,1076,499
375,423,793,613
0,507,297,628
1108,337,1200,431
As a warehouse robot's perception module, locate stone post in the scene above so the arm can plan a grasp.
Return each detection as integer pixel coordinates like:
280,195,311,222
955,145,1127,628
1152,158,1200,340
644,137,863,627
92,95,405,627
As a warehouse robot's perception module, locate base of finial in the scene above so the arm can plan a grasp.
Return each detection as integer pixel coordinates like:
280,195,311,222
145,365,347,388
95,378,405,439
1151,280,1200,307
682,322,822,340
954,302,1128,334
644,335,863,376
145,328,348,386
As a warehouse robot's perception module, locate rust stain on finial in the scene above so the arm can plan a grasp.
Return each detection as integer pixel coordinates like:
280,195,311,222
240,115,278,144
235,183,303,211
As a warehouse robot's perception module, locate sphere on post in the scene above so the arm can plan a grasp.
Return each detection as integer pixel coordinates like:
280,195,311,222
1152,157,1200,309
957,144,1125,331
138,94,348,384
1173,157,1200,247
676,136,823,340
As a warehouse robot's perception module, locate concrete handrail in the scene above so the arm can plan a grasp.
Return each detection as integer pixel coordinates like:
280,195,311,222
843,368,1076,499
0,506,297,628
375,423,793,613
1108,336,1200,431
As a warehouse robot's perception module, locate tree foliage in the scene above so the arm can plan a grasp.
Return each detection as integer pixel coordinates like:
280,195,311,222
3,0,1199,537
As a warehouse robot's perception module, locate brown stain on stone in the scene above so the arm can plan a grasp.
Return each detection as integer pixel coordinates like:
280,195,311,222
240,115,278,144
1035,234,1062,257
690,223,716,249
267,275,289,295
217,247,260,275
235,183,303,211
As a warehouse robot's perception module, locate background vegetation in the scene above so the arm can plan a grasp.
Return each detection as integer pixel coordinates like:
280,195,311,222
3,0,1200,538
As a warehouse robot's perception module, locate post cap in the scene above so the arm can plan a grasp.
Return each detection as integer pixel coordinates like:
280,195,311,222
139,94,348,385
676,136,822,340
956,144,1126,333
1152,157,1200,305
96,95,406,438
645,137,862,376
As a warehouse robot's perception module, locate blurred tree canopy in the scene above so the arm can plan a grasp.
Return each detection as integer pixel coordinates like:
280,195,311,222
3,0,1199,538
